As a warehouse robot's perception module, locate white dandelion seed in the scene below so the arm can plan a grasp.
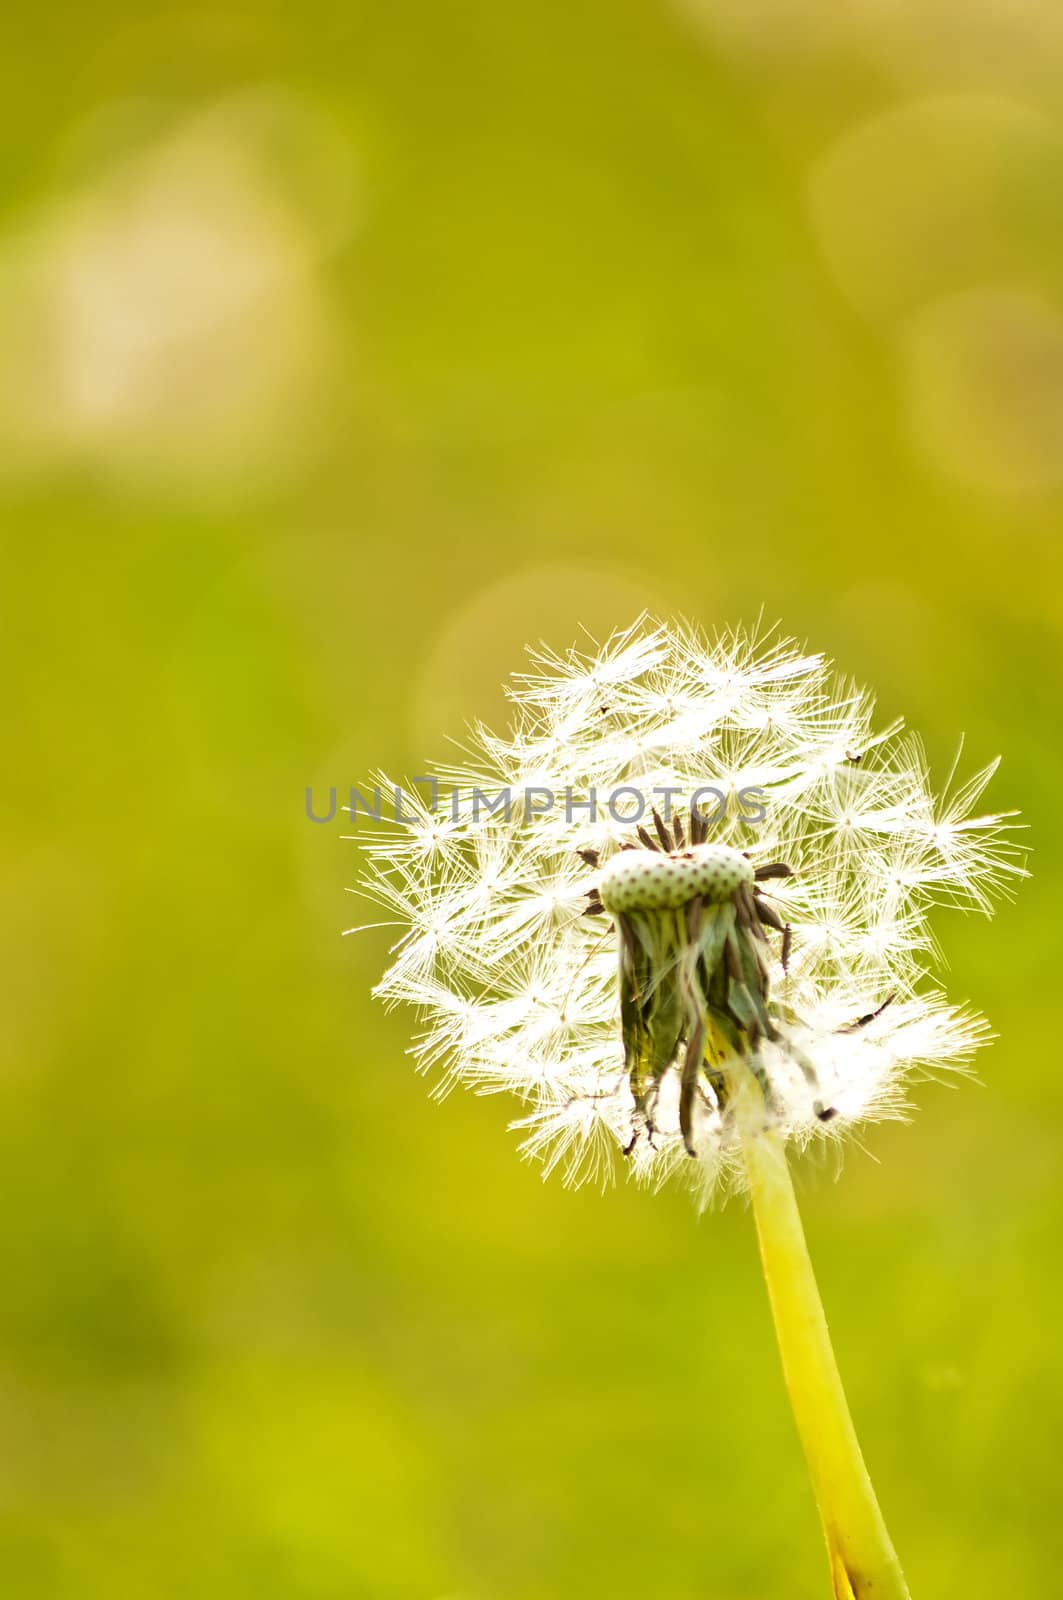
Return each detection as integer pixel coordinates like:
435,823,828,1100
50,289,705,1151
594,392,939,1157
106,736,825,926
356,619,1024,1203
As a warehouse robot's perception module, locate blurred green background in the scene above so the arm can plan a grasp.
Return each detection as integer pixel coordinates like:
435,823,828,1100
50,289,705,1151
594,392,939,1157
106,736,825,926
3,3,1061,1597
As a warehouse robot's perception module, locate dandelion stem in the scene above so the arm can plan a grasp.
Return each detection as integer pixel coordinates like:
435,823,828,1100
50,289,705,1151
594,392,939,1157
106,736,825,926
738,1090,912,1600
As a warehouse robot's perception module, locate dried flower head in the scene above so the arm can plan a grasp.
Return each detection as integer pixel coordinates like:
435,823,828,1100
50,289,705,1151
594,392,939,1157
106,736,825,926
355,620,1023,1203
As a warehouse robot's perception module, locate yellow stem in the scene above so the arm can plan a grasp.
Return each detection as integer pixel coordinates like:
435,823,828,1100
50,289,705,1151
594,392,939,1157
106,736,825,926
737,1086,911,1599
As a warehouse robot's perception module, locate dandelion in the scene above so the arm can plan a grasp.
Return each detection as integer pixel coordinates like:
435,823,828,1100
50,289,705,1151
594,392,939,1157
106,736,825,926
354,619,1023,1599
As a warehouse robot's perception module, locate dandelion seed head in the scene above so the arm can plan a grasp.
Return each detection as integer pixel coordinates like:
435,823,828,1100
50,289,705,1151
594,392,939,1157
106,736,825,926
357,620,1024,1203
